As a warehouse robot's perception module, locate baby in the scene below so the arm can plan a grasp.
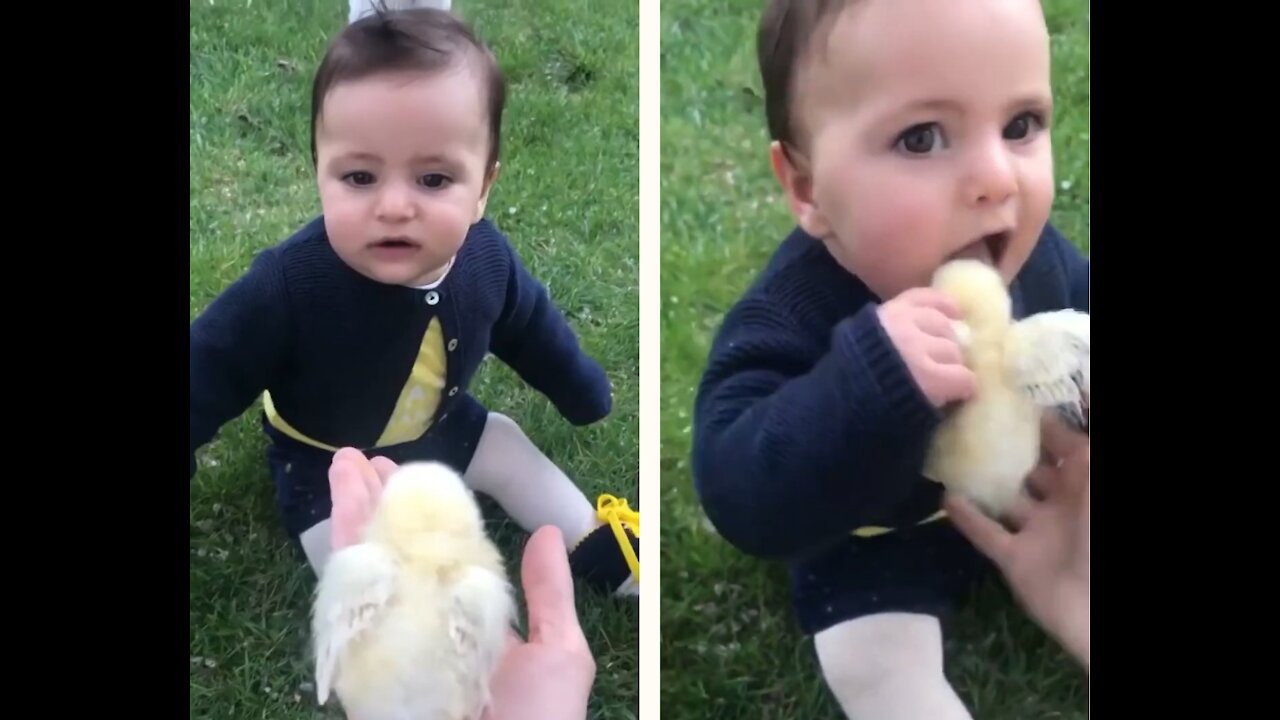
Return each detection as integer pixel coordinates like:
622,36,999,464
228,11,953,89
692,0,1088,717
190,8,638,598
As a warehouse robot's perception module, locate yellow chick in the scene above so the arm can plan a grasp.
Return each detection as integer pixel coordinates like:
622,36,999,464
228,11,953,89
922,259,1089,518
312,461,515,720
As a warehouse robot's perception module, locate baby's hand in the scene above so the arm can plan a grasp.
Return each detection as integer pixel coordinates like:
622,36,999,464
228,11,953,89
876,288,976,407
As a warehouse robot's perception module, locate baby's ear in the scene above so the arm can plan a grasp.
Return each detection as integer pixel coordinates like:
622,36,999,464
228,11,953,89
474,161,501,222
769,141,831,239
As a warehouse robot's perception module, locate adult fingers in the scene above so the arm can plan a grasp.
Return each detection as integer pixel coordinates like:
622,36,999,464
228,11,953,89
1026,462,1057,500
332,446,385,506
328,449,374,550
521,526,591,655
501,628,524,655
369,456,399,489
1040,418,1089,495
1040,415,1089,463
1004,492,1037,532
944,491,1013,568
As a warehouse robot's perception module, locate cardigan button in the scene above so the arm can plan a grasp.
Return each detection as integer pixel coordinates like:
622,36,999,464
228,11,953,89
448,386,458,396
447,338,458,351
425,290,440,305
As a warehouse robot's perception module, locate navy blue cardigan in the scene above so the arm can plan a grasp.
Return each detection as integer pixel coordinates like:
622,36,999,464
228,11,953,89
190,216,612,477
692,223,1089,561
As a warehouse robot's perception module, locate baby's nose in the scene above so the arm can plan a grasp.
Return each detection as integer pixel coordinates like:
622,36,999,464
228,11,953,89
376,185,415,220
966,147,1017,206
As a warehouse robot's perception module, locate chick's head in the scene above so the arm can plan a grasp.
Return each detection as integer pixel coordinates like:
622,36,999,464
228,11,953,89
366,461,485,547
931,259,1012,333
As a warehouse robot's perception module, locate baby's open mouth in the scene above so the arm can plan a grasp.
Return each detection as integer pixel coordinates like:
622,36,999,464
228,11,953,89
371,237,420,249
951,231,1010,266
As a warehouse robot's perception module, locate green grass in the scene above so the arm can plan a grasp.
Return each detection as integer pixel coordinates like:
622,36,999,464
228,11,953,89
658,0,1089,717
190,1,638,718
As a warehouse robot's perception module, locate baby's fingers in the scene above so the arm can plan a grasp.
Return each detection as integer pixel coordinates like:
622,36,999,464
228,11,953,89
899,287,964,319
915,307,964,340
925,335,966,366
925,360,977,404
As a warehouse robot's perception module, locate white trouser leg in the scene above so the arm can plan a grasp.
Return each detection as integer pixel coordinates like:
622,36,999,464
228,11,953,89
814,612,972,720
463,412,599,549
299,518,333,576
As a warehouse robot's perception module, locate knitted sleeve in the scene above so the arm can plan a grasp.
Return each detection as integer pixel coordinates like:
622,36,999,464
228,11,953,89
488,238,612,425
189,250,292,478
1065,243,1090,312
692,301,941,559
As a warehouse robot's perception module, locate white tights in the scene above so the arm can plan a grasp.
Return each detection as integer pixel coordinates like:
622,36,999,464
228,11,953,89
299,411,599,574
814,612,972,720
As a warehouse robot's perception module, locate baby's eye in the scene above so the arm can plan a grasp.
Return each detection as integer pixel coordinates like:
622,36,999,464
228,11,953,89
896,123,945,155
343,171,375,186
1003,111,1046,140
420,173,451,189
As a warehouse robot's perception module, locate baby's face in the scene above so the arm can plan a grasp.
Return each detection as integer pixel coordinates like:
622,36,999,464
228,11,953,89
314,65,495,287
778,0,1055,301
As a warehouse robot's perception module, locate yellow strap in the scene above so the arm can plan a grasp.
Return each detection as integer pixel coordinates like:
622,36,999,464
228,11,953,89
596,494,640,582
263,391,340,452
851,508,949,538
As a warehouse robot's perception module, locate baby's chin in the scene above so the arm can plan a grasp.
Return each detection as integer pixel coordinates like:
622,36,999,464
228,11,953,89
346,261,440,288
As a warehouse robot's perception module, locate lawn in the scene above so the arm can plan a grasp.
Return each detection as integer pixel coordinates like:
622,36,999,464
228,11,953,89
658,0,1090,717
190,1,639,718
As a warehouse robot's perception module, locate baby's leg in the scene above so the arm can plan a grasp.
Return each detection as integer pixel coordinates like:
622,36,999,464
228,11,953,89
298,520,333,574
814,612,971,720
299,414,591,568
463,411,599,547
464,411,638,596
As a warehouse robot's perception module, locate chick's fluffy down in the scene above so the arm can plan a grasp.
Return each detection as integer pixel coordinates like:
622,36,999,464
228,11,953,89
923,260,1089,517
312,461,515,720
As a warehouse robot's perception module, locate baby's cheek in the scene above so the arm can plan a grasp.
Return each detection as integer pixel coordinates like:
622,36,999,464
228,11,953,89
423,200,472,252
845,184,948,295
323,209,366,250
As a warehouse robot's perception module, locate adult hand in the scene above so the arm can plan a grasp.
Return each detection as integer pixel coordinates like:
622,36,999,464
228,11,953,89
943,418,1090,670
483,525,597,720
327,449,597,720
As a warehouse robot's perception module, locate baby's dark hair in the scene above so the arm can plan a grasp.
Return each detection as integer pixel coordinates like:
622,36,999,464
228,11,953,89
310,5,506,169
757,0,857,152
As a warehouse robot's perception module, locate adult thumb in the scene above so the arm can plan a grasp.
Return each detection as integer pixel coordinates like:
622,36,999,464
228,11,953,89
521,525,590,653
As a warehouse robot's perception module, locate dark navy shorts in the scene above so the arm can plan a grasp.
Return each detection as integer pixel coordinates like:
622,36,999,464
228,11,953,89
789,518,995,636
263,392,490,540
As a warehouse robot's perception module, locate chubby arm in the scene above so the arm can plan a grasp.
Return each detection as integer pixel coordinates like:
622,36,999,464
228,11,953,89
488,238,612,426
691,302,940,560
190,251,292,477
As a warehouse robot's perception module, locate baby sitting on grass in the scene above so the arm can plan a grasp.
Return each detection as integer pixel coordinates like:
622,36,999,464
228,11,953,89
190,7,638,597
